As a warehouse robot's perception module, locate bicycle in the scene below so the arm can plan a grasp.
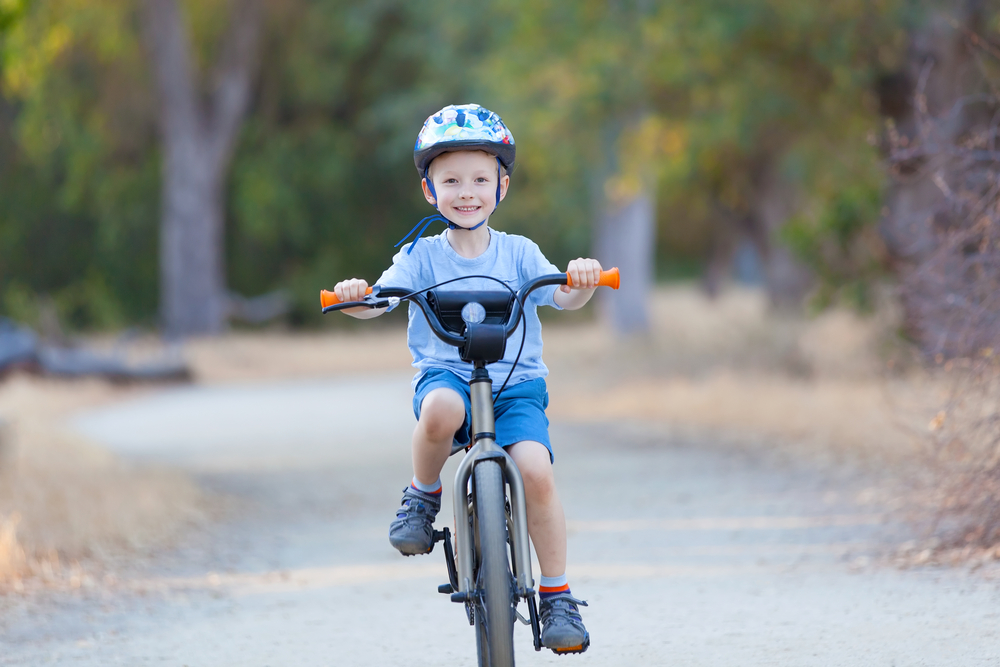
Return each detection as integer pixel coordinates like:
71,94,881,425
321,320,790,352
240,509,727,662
320,267,620,666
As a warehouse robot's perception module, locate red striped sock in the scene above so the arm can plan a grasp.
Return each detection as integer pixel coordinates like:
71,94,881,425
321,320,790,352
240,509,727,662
538,582,571,600
411,477,442,496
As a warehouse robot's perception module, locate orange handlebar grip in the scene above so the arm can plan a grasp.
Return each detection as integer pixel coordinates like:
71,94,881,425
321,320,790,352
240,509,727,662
598,267,620,289
320,287,372,308
566,267,620,290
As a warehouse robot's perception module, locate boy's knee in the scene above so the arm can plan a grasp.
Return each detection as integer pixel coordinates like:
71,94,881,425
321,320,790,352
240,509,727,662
418,388,466,440
508,441,555,497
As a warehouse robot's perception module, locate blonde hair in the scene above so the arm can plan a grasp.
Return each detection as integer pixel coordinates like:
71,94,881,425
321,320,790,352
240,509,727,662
426,150,508,181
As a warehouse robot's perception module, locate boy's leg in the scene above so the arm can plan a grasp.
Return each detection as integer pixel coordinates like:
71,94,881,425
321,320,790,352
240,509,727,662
506,440,589,652
505,440,566,576
412,387,465,485
389,387,465,556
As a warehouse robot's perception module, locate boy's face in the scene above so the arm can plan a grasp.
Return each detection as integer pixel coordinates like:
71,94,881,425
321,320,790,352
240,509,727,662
422,150,510,228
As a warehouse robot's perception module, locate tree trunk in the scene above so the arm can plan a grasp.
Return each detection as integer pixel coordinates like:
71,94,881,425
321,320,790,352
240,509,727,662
701,159,811,309
160,150,226,334
592,115,656,335
143,0,262,337
751,160,813,310
595,190,655,334
702,203,767,298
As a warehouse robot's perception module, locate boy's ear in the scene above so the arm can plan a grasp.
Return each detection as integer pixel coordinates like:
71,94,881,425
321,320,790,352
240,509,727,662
498,174,510,203
421,178,437,205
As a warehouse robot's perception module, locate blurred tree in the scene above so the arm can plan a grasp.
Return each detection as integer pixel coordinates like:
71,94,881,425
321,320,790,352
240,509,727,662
1,0,160,330
879,2,999,356
481,2,664,333
483,0,904,316
0,0,487,330
0,0,925,334
224,0,486,323
142,0,263,336
0,0,26,38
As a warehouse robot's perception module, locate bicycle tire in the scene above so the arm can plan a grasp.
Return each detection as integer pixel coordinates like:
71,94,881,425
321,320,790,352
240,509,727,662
472,460,515,667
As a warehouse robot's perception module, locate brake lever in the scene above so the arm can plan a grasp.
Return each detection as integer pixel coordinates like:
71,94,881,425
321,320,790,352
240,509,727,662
369,296,400,310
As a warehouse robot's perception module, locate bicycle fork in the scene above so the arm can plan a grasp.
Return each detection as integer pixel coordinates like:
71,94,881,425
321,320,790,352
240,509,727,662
452,366,533,597
442,364,541,644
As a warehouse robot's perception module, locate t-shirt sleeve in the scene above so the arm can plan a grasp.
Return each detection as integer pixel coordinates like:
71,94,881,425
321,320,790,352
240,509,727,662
519,239,563,310
376,245,422,292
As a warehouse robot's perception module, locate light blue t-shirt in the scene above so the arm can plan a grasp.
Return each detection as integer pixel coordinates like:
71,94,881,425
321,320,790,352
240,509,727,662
376,228,563,391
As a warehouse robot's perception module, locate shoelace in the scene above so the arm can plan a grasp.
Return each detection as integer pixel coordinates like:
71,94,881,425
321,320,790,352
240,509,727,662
540,593,589,622
541,593,589,608
395,489,440,519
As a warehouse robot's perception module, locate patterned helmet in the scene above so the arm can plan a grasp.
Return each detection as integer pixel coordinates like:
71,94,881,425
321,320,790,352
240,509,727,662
413,104,515,175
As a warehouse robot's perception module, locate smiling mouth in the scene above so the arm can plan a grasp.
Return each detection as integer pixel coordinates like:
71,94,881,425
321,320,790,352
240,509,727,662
454,206,481,213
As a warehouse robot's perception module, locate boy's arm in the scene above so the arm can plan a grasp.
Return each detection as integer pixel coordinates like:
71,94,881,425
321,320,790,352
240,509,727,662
334,279,386,319
553,258,603,311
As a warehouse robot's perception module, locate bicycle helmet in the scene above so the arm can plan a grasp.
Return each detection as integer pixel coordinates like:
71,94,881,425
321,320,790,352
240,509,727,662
396,104,516,254
413,103,515,175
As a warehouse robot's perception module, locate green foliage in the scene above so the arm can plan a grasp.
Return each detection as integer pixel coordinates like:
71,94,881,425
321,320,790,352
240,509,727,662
782,182,886,311
0,0,158,328
477,0,907,287
226,0,488,325
0,0,921,330
0,0,28,36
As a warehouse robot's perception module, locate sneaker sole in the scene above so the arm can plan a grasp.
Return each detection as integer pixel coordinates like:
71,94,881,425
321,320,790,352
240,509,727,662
399,548,431,556
392,543,433,556
389,536,434,556
550,634,590,655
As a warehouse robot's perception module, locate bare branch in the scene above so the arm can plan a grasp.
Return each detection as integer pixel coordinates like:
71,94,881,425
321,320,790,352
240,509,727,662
141,0,203,146
206,0,264,171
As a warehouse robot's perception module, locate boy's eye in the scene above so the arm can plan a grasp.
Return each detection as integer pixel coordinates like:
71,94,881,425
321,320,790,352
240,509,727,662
475,177,488,183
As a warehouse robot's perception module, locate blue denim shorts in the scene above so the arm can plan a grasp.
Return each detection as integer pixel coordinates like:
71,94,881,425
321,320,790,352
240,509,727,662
413,369,553,461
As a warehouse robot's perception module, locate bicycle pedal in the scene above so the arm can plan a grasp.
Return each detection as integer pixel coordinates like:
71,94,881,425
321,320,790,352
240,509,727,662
450,590,473,603
551,635,590,656
437,583,454,594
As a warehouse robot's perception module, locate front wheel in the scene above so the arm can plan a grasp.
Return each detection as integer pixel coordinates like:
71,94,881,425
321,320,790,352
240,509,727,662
472,460,515,667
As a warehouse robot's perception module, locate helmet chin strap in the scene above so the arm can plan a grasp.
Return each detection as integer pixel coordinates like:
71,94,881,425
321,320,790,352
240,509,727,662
394,160,502,254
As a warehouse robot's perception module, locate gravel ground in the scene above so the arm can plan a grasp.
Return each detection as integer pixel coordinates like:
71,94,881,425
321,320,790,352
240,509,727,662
1,373,998,666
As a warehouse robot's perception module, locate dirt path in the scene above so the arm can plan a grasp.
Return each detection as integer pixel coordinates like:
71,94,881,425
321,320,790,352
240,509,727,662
2,373,999,666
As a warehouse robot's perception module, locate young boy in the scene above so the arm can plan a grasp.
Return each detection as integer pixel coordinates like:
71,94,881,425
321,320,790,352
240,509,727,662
332,103,602,652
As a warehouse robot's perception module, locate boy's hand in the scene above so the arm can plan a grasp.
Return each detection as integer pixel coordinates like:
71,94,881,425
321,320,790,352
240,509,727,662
560,258,603,293
334,278,370,303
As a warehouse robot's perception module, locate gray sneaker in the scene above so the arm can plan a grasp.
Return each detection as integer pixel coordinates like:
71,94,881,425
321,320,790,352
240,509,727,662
539,593,590,654
388,486,441,556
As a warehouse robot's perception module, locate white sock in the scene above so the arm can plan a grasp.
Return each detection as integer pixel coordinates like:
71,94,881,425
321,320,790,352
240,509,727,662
411,476,442,494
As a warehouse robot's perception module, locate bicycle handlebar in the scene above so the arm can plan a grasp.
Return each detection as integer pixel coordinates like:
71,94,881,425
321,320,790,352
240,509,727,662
320,286,372,309
319,267,620,351
567,268,620,290
320,268,619,308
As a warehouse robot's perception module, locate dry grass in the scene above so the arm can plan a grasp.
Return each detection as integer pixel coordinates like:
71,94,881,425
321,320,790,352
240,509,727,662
0,376,205,591
544,285,937,466
905,359,1000,555
183,328,413,384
